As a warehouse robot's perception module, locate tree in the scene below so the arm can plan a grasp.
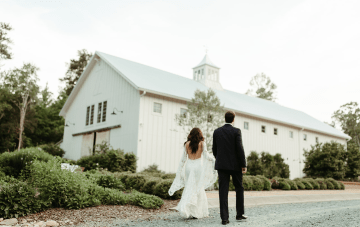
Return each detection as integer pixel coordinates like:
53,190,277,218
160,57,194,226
1,63,40,150
245,73,277,102
175,88,225,151
0,86,12,120
345,141,360,180
60,49,93,96
0,22,13,65
332,102,360,151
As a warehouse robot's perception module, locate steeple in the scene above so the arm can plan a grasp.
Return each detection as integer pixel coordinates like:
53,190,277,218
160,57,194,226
193,54,223,90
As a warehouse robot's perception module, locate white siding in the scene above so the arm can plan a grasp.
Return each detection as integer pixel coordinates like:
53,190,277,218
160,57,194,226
61,59,140,160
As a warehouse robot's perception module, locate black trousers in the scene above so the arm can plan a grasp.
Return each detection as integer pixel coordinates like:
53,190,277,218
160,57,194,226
218,169,244,220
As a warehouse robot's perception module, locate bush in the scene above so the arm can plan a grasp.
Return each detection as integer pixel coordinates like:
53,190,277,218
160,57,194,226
124,174,147,190
96,174,125,191
154,179,182,200
301,180,313,190
326,178,341,190
129,190,164,209
339,181,345,190
39,143,65,157
315,178,327,190
249,176,264,191
294,180,306,189
305,178,320,189
161,173,176,179
279,181,291,190
246,151,264,176
285,180,298,190
0,147,54,178
325,180,334,189
76,149,136,173
242,176,252,190
0,180,50,218
141,177,162,194
345,142,360,179
141,164,165,174
256,175,271,191
303,141,346,180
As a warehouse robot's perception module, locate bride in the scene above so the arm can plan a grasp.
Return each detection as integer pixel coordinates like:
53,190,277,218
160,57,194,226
168,128,218,219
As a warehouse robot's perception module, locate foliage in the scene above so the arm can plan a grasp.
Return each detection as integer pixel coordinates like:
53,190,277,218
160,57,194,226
76,148,136,173
1,63,40,150
279,181,291,190
248,176,264,191
242,176,253,190
345,141,360,180
153,179,182,200
255,175,272,190
39,143,65,157
0,147,54,178
332,102,360,150
247,151,289,179
141,164,165,174
303,141,347,180
0,22,13,62
294,180,306,190
325,178,340,190
128,190,164,209
295,179,313,190
338,181,345,190
315,178,327,190
175,88,225,151
59,49,93,96
245,73,277,102
0,180,50,219
141,177,162,194
304,178,320,189
86,171,125,191
124,173,147,190
324,180,334,189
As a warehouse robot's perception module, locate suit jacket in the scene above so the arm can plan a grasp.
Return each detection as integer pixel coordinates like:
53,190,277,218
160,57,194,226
212,124,246,171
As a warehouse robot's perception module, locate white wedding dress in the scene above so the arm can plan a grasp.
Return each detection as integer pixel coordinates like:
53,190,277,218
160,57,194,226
168,141,218,218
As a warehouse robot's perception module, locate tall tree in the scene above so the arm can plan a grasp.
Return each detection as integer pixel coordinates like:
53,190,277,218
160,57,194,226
0,22,13,65
0,86,12,120
1,63,40,150
60,49,93,96
332,102,360,151
175,88,225,151
245,73,277,102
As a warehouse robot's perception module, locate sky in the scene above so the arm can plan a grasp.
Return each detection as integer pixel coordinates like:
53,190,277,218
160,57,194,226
1,0,359,129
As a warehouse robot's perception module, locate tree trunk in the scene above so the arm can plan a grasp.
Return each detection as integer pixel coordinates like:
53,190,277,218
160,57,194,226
18,107,25,151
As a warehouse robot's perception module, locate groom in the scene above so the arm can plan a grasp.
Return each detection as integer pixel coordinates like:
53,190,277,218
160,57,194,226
212,111,247,225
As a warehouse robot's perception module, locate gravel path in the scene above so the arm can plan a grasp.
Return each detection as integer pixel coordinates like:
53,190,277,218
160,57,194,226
79,200,360,227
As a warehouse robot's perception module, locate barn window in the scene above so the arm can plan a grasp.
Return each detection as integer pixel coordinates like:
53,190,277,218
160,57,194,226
289,131,293,138
90,105,95,125
274,128,278,135
102,101,107,122
85,106,90,126
97,102,102,123
261,125,266,133
244,122,249,130
316,137,319,143
154,103,162,113
303,134,307,141
180,108,187,118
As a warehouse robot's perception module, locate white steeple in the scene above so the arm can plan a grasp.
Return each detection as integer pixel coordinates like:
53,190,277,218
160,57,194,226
193,54,223,90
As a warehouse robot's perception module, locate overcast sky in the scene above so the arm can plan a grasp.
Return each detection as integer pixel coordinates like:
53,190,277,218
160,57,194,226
1,0,359,129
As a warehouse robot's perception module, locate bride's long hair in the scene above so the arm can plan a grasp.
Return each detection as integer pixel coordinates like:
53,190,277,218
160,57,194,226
184,128,204,154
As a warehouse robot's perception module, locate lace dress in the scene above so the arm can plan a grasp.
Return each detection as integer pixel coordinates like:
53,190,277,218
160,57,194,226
168,142,218,218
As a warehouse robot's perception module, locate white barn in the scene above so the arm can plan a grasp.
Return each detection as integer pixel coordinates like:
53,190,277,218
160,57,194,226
59,51,351,179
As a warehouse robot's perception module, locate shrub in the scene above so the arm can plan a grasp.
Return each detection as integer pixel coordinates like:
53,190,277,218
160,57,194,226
141,177,162,194
129,190,164,209
295,180,306,189
345,142,360,180
124,174,147,190
38,143,65,157
285,180,298,190
249,176,264,191
154,179,182,199
96,174,125,191
305,178,320,189
0,147,54,178
279,181,291,190
256,175,271,191
339,181,345,190
0,180,50,219
161,173,176,179
301,180,313,190
246,151,264,176
243,176,253,190
247,151,289,179
315,178,327,190
76,148,136,173
326,178,340,190
303,141,346,180
141,164,165,174
325,180,334,189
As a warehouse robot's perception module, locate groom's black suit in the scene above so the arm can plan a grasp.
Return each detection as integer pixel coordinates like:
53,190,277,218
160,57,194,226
213,124,246,221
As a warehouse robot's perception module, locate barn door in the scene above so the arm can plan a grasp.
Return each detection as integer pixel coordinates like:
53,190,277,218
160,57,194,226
95,130,110,148
81,133,94,157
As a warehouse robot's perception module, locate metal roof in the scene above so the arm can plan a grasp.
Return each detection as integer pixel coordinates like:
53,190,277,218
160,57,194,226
193,54,220,69
78,51,351,140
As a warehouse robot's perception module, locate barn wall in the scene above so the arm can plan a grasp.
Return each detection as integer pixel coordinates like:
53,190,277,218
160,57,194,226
136,93,347,179
61,59,140,160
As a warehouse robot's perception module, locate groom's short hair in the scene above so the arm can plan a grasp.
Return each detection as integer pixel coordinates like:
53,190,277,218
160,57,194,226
225,111,235,123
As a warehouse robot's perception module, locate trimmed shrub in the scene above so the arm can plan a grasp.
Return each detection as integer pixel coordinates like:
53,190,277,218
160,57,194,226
76,149,136,173
285,180,298,190
129,190,164,209
243,176,253,190
249,176,264,191
325,180,334,189
294,180,306,189
161,173,176,179
339,181,345,190
315,178,327,190
0,147,54,178
154,179,182,200
301,180,314,190
326,178,340,190
246,151,264,176
256,175,272,191
279,181,291,190
97,174,125,191
141,177,163,194
124,174,147,190
141,164,165,174
305,178,320,189
39,143,65,157
247,152,290,179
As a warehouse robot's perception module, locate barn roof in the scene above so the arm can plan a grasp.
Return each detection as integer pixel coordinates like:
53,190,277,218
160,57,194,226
193,54,220,69
60,51,351,140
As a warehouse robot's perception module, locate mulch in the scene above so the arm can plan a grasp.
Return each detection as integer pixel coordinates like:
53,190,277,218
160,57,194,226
17,199,180,226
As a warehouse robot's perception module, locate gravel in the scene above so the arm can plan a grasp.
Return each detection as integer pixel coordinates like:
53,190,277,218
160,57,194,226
79,200,360,227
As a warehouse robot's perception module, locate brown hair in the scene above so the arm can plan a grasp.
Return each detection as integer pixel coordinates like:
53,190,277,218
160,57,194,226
225,111,235,123
184,128,204,154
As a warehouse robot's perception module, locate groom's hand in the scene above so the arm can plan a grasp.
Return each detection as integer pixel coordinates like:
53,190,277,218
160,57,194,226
242,167,247,174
